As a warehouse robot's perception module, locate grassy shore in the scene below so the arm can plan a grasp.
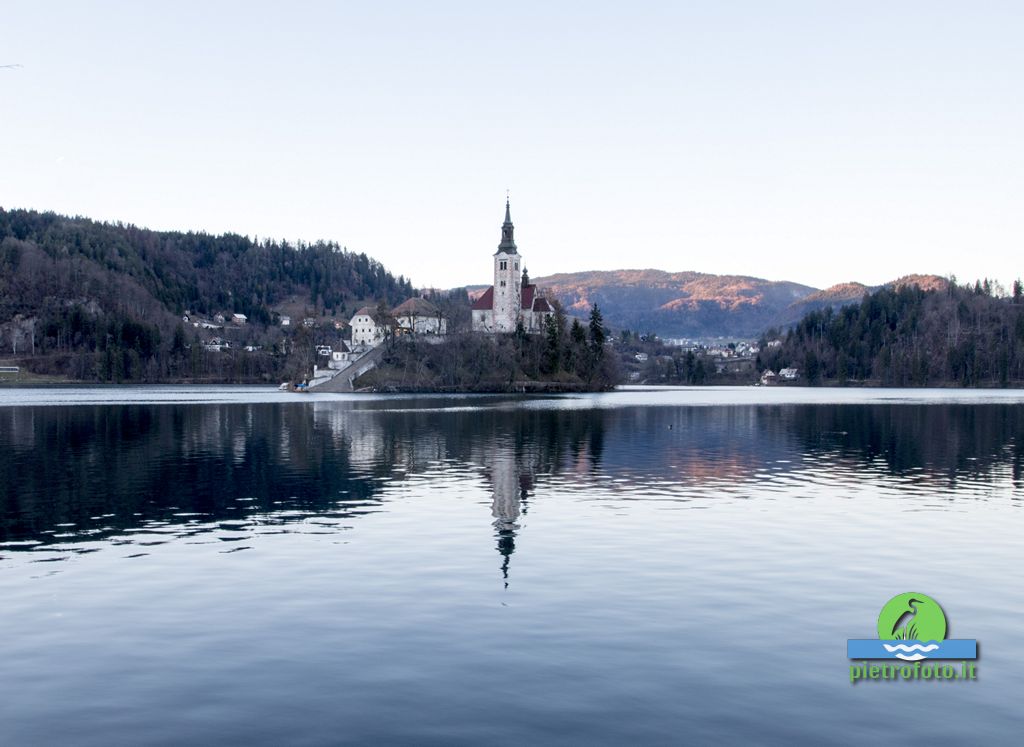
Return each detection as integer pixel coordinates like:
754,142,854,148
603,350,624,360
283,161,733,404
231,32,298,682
0,370,71,386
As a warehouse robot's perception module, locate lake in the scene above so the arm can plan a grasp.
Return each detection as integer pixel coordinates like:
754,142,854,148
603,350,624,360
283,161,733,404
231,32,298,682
2,386,1023,745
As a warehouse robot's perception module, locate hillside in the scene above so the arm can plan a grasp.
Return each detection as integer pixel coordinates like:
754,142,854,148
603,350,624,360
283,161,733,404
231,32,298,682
532,269,951,339
532,269,815,339
758,282,1024,386
775,274,950,327
0,207,413,381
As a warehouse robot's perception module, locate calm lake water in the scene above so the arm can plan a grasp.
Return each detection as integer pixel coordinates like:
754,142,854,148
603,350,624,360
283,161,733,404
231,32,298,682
2,386,1023,745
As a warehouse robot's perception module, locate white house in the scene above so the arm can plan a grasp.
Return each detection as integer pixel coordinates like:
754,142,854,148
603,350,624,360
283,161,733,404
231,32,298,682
351,307,386,347
329,342,354,369
232,313,247,325
470,199,554,334
280,315,291,326
779,367,800,381
393,297,447,336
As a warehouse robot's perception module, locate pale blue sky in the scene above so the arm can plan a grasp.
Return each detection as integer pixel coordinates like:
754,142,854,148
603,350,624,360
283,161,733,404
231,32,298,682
2,1,1021,290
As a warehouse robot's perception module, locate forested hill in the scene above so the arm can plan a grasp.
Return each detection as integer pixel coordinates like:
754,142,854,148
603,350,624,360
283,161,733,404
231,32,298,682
0,208,412,324
0,207,413,378
757,281,1024,386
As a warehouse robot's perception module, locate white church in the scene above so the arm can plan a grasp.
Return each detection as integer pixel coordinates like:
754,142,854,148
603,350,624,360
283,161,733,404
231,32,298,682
471,199,553,333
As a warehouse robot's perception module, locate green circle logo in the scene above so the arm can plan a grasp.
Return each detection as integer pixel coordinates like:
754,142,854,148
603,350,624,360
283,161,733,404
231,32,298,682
877,592,947,642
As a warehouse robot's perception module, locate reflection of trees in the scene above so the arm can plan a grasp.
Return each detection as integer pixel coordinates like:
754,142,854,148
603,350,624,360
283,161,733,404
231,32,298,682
784,404,1024,486
0,402,614,552
0,404,385,546
3,400,1022,553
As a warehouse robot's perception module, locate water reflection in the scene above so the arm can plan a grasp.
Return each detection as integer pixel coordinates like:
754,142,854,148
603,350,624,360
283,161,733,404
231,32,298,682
484,442,527,585
2,400,1022,564
787,404,1024,486
3,394,1023,746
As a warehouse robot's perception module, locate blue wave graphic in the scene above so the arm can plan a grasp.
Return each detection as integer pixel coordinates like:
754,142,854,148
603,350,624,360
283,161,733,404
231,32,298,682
847,640,977,660
882,643,940,661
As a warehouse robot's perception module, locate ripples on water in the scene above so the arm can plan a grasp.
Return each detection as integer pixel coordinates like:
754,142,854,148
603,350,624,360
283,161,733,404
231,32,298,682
1,387,1023,745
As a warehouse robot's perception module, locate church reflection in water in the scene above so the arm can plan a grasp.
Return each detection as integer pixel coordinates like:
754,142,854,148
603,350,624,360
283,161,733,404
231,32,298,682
482,444,531,586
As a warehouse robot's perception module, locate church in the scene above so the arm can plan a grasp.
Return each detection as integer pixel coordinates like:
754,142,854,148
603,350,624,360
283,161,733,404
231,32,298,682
470,199,553,333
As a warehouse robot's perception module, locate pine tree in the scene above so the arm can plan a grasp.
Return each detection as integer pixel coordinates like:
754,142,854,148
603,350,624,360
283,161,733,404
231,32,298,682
588,304,606,358
543,314,560,374
570,318,586,345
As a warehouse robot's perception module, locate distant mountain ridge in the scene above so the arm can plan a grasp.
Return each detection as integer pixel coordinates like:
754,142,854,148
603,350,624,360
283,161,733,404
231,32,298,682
531,269,949,339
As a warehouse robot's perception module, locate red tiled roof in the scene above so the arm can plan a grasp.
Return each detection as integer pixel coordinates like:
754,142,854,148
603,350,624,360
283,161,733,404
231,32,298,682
520,284,535,310
470,286,494,311
471,284,551,313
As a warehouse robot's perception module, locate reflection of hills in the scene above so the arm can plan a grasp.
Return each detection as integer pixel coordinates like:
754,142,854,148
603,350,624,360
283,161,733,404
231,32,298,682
590,407,795,487
2,399,1022,552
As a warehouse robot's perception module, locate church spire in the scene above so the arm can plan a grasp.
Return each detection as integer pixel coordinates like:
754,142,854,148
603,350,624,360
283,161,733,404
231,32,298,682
497,196,517,254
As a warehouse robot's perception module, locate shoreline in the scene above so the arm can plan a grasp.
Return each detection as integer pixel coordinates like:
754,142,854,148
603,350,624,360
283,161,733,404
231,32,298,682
7,376,1024,392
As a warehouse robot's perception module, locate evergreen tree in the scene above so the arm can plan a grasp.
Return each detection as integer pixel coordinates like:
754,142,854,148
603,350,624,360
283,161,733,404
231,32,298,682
586,304,607,382
542,314,560,374
171,324,187,357
588,304,606,355
570,318,586,345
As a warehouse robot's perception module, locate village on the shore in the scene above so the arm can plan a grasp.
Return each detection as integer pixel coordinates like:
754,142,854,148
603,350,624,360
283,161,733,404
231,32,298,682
165,199,799,392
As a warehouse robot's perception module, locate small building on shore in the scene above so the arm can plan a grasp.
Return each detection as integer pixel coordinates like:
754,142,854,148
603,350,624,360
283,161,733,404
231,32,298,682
394,297,447,336
329,342,354,369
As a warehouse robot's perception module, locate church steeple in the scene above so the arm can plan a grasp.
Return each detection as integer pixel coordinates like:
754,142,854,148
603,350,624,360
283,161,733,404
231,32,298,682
497,197,517,254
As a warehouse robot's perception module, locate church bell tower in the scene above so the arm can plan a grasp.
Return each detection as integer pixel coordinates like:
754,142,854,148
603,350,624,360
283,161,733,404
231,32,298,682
492,198,522,332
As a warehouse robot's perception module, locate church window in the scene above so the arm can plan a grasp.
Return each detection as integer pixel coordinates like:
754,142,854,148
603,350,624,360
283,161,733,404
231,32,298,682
500,260,507,270
500,280,506,287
